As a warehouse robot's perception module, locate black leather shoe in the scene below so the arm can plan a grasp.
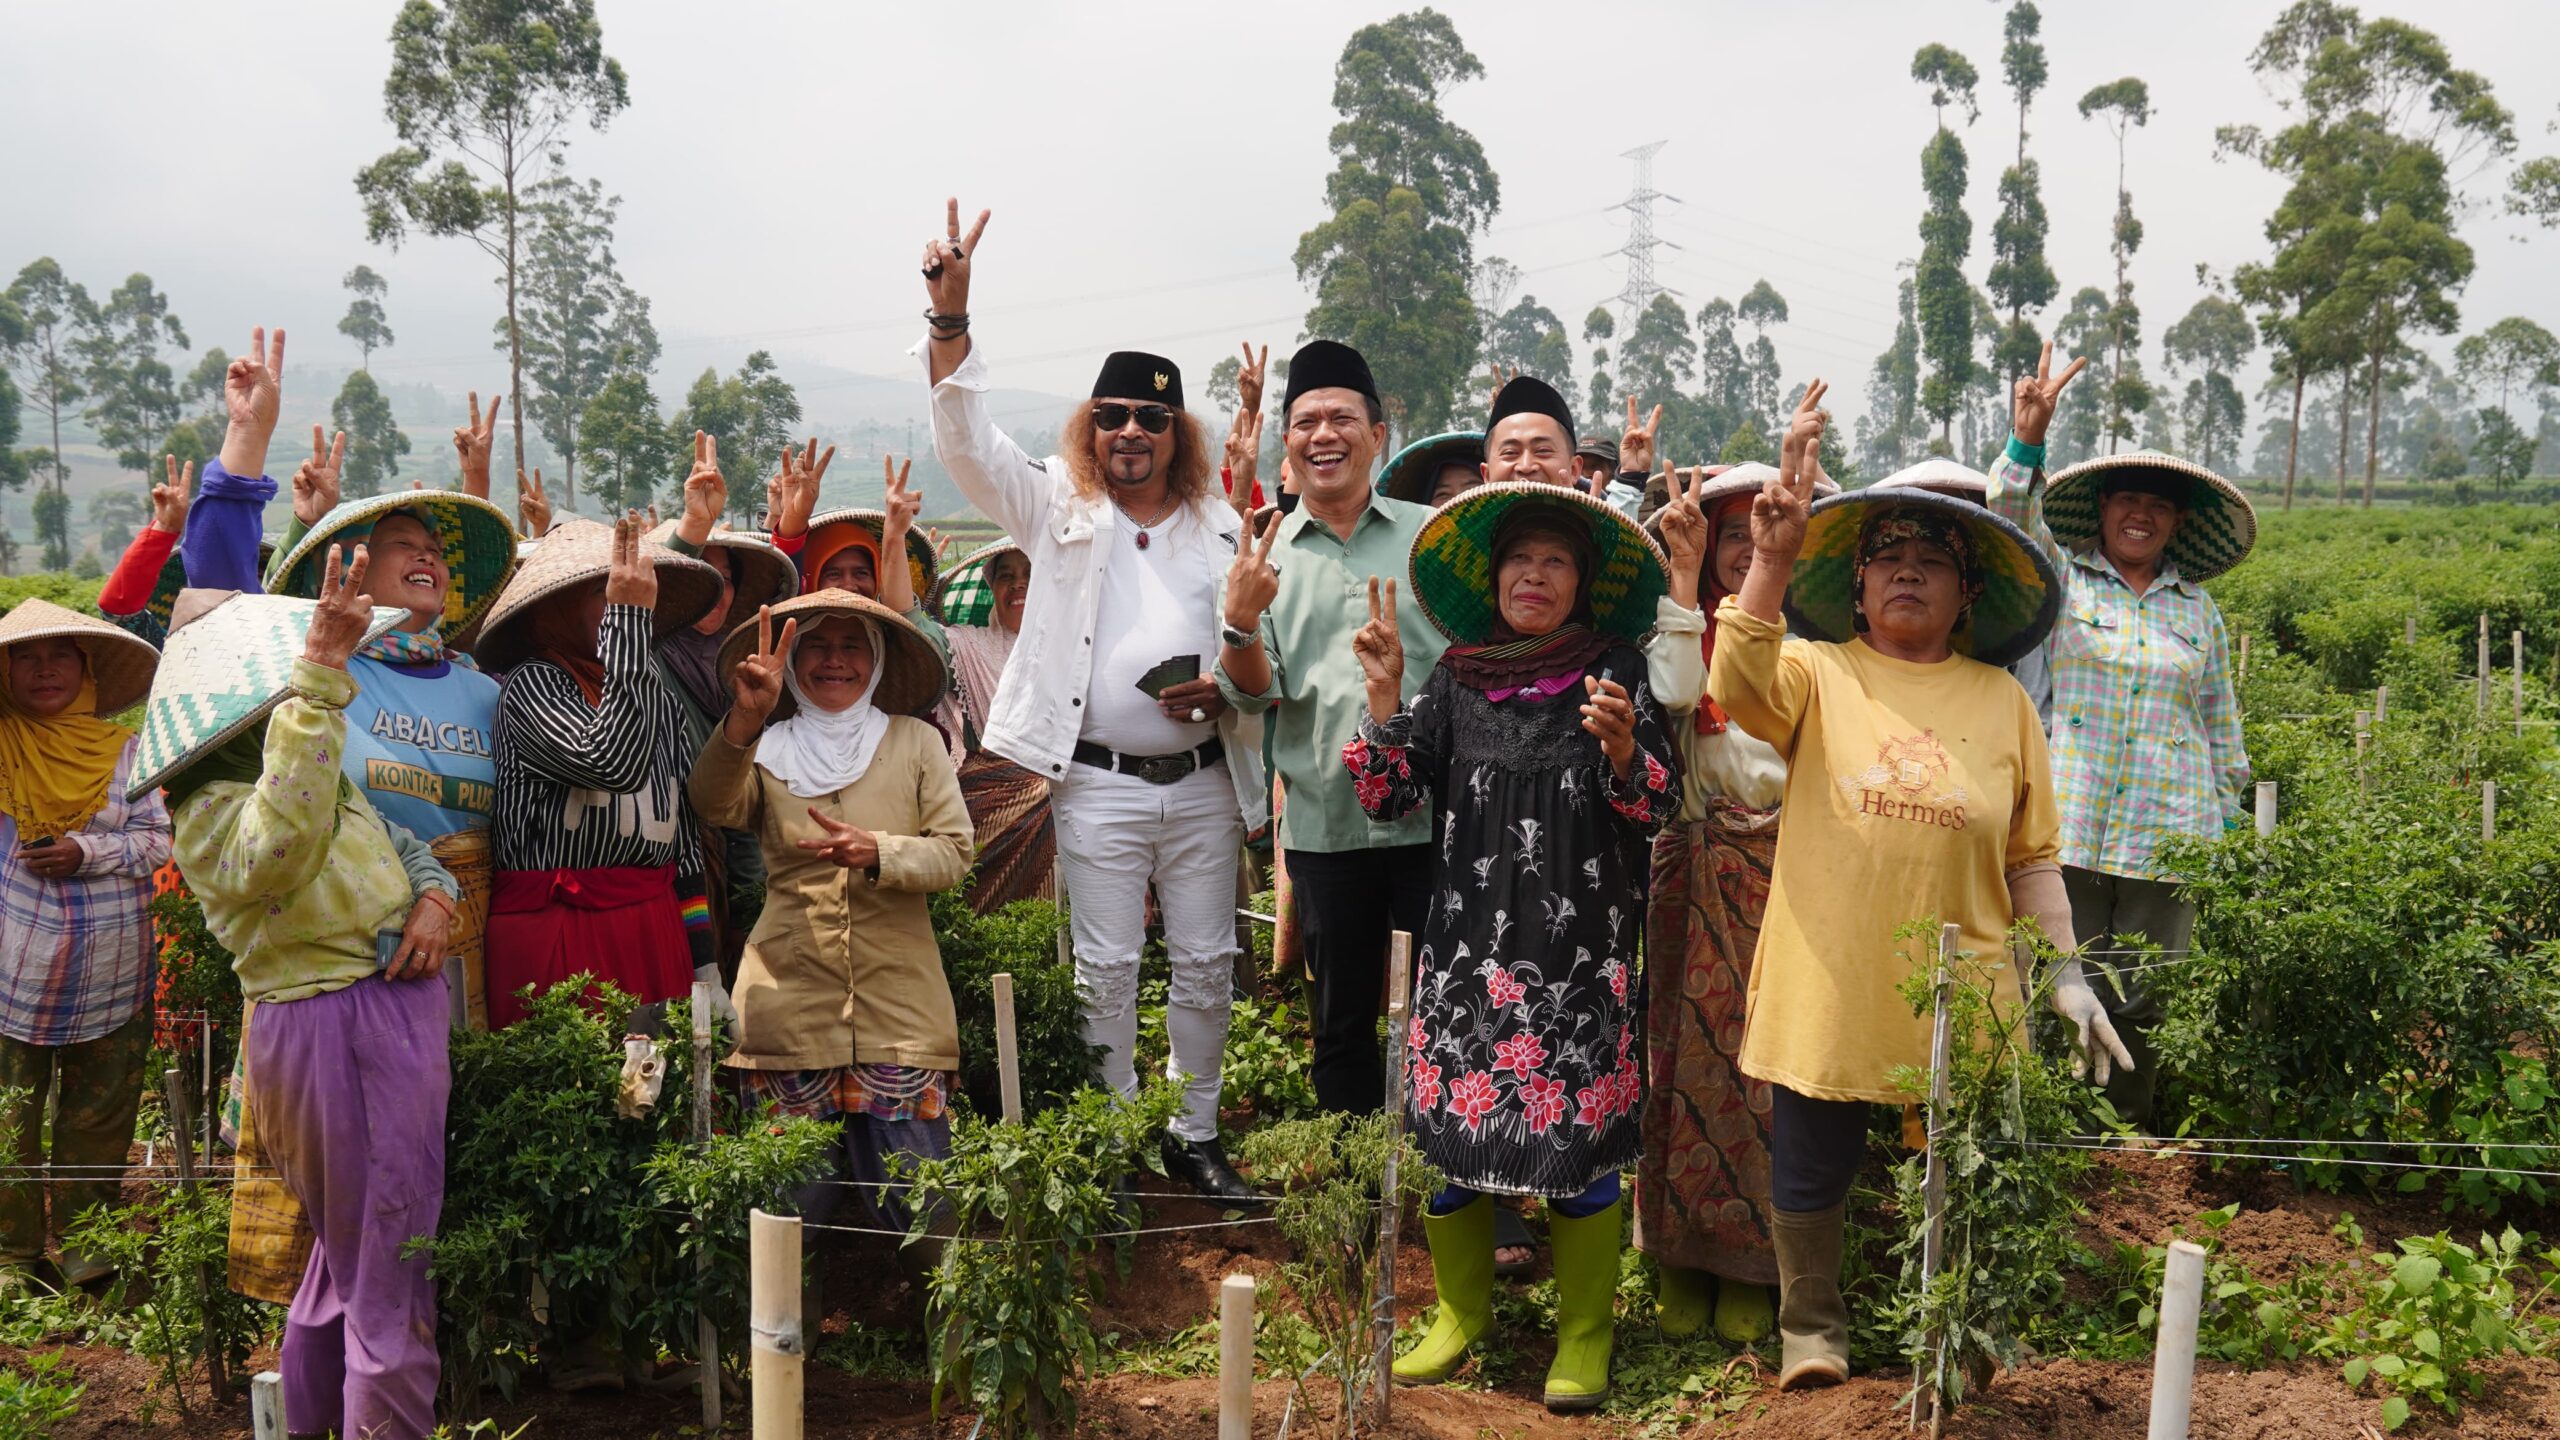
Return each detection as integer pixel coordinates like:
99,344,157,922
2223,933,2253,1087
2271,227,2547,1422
1160,1134,1259,1202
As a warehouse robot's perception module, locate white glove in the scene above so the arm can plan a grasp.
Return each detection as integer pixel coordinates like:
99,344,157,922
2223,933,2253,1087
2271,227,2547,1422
2046,957,2136,1085
694,963,739,1032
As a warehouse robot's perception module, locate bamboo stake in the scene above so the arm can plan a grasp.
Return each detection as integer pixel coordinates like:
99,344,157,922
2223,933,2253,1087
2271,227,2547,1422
2477,615,2491,713
1375,929,1415,1424
2254,781,2278,838
692,981,722,1432
2236,632,2250,680
1219,1274,1256,1440
249,1373,283,1440
2373,685,2387,724
2483,781,2497,845
750,1209,804,1440
2354,711,2371,790
992,972,1023,1125
2405,612,2418,645
164,1066,230,1402
2147,1240,2208,1439
2515,630,2527,737
1914,922,1958,1432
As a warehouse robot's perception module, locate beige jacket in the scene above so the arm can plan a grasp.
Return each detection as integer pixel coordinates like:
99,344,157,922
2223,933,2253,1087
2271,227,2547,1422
688,717,972,1072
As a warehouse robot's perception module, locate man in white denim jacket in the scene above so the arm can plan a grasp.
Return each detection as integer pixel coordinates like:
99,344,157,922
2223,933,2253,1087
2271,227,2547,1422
916,200,1265,1200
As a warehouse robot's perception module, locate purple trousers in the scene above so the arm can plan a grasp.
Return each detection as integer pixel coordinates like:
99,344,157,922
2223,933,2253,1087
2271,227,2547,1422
248,974,449,1439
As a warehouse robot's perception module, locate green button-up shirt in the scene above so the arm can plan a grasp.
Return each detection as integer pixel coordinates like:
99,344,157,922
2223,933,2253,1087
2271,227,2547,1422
1216,492,1449,853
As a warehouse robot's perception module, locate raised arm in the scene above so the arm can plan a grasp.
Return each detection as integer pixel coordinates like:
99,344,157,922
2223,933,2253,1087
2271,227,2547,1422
497,515,661,793
1984,341,2086,567
185,326,289,593
1213,506,1284,709
917,199,1053,543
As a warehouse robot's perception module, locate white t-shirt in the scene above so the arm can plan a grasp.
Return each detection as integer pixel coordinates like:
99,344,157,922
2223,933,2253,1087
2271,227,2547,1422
1081,503,1221,755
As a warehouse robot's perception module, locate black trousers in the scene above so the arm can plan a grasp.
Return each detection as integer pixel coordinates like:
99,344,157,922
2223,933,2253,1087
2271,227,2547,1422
1285,843,1433,1115
1769,1084,1871,1214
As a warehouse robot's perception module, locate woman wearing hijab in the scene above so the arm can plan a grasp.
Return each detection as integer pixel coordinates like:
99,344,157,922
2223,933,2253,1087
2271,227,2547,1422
0,600,168,1289
649,434,802,981
934,540,1056,912
689,591,971,1227
479,515,728,1030
1345,484,1681,1412
1634,462,1831,1344
1707,387,2128,1391
144,564,459,1440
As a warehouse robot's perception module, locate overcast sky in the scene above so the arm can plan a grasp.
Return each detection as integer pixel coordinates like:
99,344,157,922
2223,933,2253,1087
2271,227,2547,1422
10,0,2560,441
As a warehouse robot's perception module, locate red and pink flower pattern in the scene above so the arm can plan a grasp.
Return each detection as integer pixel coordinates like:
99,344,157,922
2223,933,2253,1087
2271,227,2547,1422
1409,1057,1443,1112
1482,964,1527,1009
1447,1070,1500,1135
1519,1074,1568,1134
1491,1030,1549,1078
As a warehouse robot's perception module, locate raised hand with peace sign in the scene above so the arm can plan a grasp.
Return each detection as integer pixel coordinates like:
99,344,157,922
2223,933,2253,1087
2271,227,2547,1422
604,510,658,611
219,325,288,481
291,425,348,526
1222,505,1283,638
1353,575,1406,723
722,603,801,745
1655,461,1712,608
1235,341,1270,419
677,430,726,546
2011,340,2088,448
879,454,924,615
150,456,194,536
517,467,551,539
454,386,503,499
301,542,375,672
1737,381,1830,625
767,438,832,539
1619,396,1666,477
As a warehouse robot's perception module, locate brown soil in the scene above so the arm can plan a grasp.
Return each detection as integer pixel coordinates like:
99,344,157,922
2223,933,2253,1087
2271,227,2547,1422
19,1155,2560,1439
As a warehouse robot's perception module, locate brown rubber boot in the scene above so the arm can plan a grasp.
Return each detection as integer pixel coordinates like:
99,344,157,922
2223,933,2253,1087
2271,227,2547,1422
1771,1204,1851,1391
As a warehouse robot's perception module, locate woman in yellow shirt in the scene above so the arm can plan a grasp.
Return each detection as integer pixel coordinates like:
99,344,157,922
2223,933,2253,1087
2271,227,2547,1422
1706,383,2131,1391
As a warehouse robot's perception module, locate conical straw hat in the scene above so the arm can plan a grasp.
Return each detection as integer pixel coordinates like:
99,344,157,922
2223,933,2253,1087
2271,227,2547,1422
1781,489,2061,668
800,508,943,612
644,519,799,617
127,593,408,799
268,491,521,645
936,538,1027,629
469,518,724,672
1407,481,1670,645
2043,451,2257,582
0,598,162,714
716,589,949,721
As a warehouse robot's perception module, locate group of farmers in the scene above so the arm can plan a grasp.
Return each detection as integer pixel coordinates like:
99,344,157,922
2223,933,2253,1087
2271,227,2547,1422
0,198,2251,1433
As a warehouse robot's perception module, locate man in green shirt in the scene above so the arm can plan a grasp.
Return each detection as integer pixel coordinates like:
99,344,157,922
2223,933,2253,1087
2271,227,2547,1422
1216,340,1448,1114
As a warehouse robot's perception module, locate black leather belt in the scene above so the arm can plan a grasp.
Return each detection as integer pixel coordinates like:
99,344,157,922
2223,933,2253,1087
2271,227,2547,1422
1071,736,1224,785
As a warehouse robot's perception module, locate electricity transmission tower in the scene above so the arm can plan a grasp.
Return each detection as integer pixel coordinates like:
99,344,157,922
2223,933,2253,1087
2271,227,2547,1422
1611,140,1680,325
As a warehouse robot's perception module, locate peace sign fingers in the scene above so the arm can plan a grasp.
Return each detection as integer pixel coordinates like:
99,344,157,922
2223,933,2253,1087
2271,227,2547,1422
805,437,836,487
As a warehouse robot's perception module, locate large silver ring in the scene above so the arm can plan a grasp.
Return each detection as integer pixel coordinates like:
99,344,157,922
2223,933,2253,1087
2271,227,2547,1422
1189,707,1208,723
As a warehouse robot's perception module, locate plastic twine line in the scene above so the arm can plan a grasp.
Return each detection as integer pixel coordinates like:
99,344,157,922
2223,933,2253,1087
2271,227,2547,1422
1993,1138,2560,1182
2057,1132,2560,1153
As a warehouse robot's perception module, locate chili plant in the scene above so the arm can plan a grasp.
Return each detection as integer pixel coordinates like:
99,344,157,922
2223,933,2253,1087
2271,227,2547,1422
66,1182,274,1415
2329,1229,2560,1430
0,1352,84,1440
934,890,1103,1119
1232,1113,1440,1437
907,1081,1179,1439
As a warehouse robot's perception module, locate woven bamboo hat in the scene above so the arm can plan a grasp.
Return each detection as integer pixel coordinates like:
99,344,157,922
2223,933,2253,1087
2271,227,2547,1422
127,592,408,799
644,519,799,617
2042,451,2257,582
1378,431,1484,504
1408,481,1669,646
268,491,520,645
469,518,724,673
799,508,942,612
1872,457,1993,504
0,598,162,714
717,589,948,721
936,538,1027,629
1781,489,2060,668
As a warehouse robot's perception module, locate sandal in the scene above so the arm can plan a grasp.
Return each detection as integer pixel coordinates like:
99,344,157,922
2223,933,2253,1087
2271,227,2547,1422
1492,1204,1539,1278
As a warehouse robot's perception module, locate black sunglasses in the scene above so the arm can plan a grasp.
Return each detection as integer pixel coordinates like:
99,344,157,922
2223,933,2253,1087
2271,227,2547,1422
1092,402,1175,434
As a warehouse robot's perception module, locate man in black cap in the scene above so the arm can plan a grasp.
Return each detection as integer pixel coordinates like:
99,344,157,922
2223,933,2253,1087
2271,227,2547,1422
920,199,1261,1200
1215,340,1450,1116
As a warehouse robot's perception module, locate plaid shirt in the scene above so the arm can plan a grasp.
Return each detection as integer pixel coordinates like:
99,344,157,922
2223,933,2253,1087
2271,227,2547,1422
1987,437,2251,879
0,738,174,1046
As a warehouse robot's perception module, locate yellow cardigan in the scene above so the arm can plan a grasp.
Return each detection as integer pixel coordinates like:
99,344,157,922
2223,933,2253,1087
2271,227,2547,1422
688,717,973,1073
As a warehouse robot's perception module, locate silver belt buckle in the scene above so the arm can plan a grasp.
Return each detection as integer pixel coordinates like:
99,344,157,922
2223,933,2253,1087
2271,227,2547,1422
1136,753,1192,785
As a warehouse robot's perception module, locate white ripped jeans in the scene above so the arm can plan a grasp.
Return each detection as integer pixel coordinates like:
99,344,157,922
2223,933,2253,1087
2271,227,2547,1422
1050,759,1243,1142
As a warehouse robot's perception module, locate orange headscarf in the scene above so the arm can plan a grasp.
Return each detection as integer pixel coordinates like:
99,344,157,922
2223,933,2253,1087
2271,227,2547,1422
800,524,882,598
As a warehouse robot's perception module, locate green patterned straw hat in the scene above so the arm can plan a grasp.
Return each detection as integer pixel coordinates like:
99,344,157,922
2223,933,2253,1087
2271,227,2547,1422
802,508,944,614
1408,481,1670,646
1782,489,2060,668
128,592,408,800
268,491,520,648
936,538,1026,629
1378,431,1483,504
2042,450,2257,582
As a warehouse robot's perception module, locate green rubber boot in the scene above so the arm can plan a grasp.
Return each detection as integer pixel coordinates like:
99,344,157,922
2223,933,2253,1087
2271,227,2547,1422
1772,1204,1851,1391
1713,1277,1777,1344
1655,1263,1711,1339
1393,1196,1496,1385
1543,1198,1623,1412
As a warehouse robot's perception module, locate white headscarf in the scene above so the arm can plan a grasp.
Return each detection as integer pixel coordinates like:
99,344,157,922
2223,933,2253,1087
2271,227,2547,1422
756,616,891,797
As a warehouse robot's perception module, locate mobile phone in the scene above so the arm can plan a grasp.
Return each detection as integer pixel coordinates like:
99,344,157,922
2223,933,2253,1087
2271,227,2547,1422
23,836,54,849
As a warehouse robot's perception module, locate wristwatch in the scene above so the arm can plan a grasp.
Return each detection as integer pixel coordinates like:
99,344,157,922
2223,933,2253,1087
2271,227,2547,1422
1220,621,1260,649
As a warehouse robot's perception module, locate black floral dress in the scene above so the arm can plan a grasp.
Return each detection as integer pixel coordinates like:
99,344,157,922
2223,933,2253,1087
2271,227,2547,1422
1344,642,1682,1198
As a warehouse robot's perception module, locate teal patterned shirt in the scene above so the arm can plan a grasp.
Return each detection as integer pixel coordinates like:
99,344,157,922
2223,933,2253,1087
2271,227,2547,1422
1986,436,2252,879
